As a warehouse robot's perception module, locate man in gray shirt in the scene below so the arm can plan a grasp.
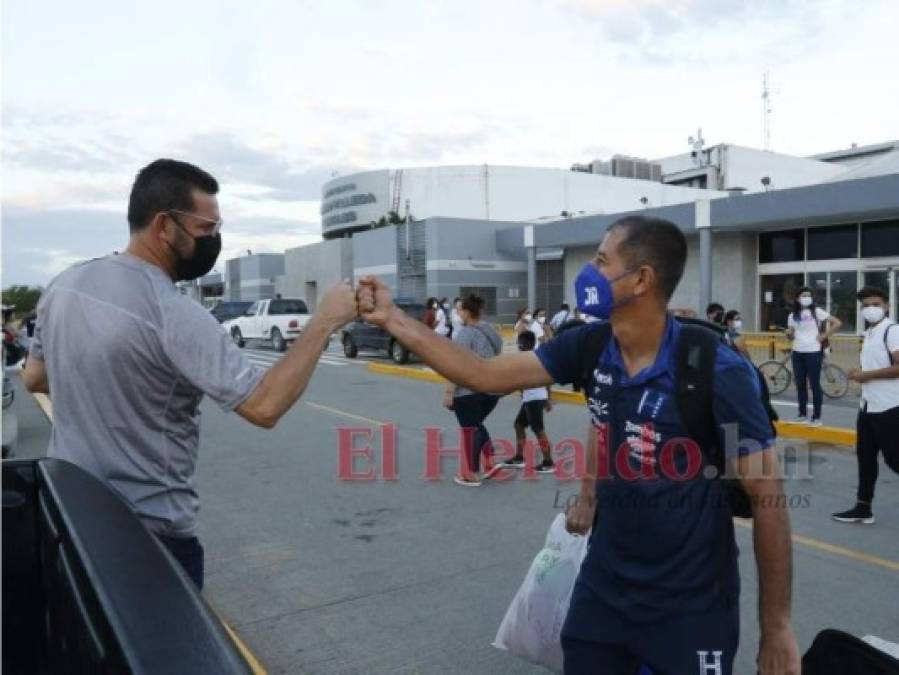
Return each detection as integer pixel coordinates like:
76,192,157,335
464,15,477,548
23,159,359,588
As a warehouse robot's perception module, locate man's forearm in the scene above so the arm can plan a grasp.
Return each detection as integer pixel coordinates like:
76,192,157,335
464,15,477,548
245,313,338,426
383,307,492,391
863,365,899,382
752,493,793,633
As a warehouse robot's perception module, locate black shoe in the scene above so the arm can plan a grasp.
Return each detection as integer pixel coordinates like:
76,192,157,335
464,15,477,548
502,455,525,468
534,460,555,474
832,503,874,524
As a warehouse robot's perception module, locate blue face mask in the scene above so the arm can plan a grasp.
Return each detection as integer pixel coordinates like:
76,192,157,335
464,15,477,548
574,263,637,320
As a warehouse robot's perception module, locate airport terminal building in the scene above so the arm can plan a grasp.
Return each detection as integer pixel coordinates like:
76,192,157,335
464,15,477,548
214,139,899,331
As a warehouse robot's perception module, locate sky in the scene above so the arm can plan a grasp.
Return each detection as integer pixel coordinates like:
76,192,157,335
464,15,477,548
3,0,898,287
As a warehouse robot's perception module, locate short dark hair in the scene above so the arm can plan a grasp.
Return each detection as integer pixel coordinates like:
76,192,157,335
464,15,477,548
461,293,485,318
560,303,570,311
706,302,725,316
128,159,219,233
608,216,687,301
517,330,536,351
857,286,888,302
724,309,741,323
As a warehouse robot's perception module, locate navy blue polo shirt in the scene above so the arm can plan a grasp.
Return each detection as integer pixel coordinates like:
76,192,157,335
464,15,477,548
537,317,774,634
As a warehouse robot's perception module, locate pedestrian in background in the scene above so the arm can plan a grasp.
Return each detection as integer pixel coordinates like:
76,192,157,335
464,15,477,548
724,309,750,358
834,286,899,524
706,302,725,325
450,297,464,337
434,298,450,337
502,329,554,473
422,297,438,330
786,286,842,427
513,308,531,334
443,294,504,487
549,303,571,330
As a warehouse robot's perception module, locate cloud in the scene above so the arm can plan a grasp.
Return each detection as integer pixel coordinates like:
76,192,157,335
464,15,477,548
1,204,322,286
560,0,843,67
176,131,359,202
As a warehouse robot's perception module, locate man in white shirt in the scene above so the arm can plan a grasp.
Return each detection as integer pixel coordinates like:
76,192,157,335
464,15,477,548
833,286,899,524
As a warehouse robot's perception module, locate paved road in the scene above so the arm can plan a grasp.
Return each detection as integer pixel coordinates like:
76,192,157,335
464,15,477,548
8,347,898,674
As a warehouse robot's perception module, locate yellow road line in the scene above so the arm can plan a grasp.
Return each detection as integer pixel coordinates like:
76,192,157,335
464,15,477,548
305,400,390,427
733,520,899,573
366,362,447,383
220,618,268,674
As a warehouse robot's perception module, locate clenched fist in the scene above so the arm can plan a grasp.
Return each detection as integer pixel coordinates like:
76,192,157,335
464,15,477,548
356,276,396,327
317,279,358,328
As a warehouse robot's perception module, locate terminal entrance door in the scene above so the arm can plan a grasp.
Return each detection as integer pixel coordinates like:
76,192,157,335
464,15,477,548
760,273,804,330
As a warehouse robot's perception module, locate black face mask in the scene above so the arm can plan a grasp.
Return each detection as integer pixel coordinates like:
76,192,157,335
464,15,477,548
172,231,222,281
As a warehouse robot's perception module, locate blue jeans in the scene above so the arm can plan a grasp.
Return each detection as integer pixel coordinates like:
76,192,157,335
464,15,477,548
452,393,500,473
792,351,824,420
157,534,205,590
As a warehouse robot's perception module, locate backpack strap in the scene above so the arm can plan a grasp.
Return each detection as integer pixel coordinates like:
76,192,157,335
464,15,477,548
578,322,613,393
885,323,897,366
674,324,722,471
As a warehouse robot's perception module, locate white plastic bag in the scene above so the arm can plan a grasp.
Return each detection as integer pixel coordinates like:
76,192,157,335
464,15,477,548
493,513,590,673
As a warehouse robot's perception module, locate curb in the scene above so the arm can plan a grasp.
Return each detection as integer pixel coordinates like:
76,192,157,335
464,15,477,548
364,363,857,446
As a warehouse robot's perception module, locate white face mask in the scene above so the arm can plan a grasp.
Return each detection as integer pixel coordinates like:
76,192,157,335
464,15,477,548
537,316,546,324
799,296,813,308
733,320,743,331
861,305,885,325
523,313,533,322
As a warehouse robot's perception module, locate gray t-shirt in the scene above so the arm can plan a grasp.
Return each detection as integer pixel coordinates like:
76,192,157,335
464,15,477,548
452,321,503,397
31,253,265,538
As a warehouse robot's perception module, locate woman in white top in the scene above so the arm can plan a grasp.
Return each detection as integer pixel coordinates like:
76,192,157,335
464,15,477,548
433,299,449,337
532,307,553,344
450,297,464,336
786,286,842,426
513,308,530,335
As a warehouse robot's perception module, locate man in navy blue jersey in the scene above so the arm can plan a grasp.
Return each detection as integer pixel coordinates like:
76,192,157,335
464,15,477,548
357,216,799,675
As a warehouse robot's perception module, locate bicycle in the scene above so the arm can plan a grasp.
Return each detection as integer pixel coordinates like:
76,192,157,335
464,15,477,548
757,347,849,399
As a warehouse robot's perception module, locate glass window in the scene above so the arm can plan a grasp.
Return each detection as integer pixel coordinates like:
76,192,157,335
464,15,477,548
861,220,899,257
828,271,857,333
863,270,890,295
759,229,805,263
246,301,259,316
269,299,308,315
760,273,804,330
808,272,827,308
807,224,857,260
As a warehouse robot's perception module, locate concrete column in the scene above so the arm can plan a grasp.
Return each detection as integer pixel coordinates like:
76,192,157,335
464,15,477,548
525,225,537,310
695,199,712,314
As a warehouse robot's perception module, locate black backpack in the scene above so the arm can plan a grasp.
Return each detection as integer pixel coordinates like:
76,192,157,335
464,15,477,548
575,317,757,518
803,629,899,674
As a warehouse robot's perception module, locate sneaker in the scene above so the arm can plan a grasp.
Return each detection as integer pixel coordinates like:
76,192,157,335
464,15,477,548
794,415,808,424
453,475,482,487
482,463,506,480
501,455,526,468
808,418,823,427
832,503,874,524
534,460,556,474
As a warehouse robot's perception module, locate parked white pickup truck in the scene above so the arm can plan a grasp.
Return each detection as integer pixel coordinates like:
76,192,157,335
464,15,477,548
223,298,310,352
